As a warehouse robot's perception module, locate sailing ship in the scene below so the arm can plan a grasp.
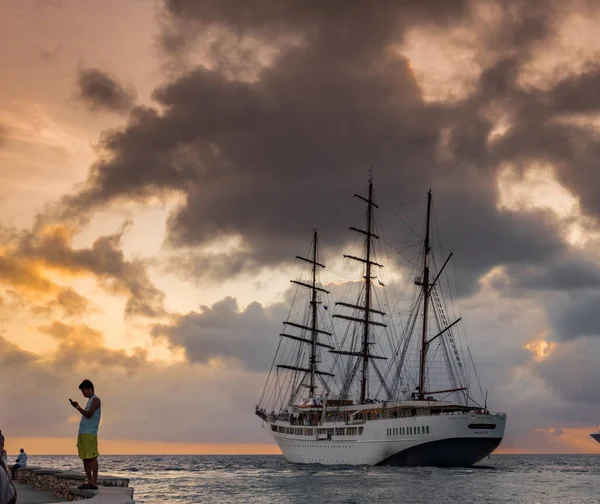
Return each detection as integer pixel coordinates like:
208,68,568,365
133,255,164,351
255,178,506,466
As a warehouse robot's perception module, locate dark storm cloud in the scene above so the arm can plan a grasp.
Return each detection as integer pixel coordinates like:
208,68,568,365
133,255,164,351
532,337,600,403
487,255,600,293
159,0,470,55
549,292,600,341
55,0,600,300
151,296,288,372
77,67,136,114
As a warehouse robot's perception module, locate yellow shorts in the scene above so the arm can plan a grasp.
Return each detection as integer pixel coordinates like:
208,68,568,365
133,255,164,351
77,434,99,460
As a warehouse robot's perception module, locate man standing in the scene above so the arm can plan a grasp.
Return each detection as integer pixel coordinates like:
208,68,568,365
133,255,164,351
9,449,27,479
70,379,101,490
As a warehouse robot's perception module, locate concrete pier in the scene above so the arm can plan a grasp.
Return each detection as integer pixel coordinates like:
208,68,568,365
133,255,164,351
14,467,133,503
13,481,65,503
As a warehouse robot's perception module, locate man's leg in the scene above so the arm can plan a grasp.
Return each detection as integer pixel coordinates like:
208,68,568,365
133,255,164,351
83,458,93,485
90,457,98,486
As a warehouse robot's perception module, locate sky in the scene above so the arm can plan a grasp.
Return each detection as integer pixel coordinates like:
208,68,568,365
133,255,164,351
2,0,600,455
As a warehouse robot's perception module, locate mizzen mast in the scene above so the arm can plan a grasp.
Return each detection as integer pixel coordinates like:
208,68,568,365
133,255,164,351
415,190,464,400
417,190,432,400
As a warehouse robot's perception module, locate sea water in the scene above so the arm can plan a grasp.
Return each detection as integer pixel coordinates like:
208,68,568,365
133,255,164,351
24,454,600,503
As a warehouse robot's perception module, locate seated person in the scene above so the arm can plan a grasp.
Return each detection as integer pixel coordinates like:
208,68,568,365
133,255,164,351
10,449,27,479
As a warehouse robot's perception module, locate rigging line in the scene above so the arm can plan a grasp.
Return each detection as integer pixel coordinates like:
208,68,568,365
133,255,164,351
468,344,485,400
379,294,417,395
437,308,463,392
393,249,420,269
390,296,421,397
388,196,427,210
259,325,286,406
389,205,424,241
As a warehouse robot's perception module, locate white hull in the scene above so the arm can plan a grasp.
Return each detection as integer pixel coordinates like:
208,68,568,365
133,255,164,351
269,411,505,466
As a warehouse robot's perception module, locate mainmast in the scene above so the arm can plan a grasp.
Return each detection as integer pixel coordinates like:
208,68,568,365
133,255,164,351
277,231,334,399
332,176,387,404
417,190,432,400
308,231,319,394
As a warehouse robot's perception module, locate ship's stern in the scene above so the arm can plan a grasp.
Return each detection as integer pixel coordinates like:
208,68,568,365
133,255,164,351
378,412,506,467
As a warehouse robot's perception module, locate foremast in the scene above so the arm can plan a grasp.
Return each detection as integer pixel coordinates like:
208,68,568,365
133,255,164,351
277,231,334,400
332,176,387,404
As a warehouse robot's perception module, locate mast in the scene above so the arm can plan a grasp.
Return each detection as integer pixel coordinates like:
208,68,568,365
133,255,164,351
418,190,432,400
309,231,319,395
361,181,374,403
279,231,334,400
332,175,387,404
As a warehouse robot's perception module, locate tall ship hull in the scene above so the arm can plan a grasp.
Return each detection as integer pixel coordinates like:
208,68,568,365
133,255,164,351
256,178,507,466
261,404,505,466
590,432,600,443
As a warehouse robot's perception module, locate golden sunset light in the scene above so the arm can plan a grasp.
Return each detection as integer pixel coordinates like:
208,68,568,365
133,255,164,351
3,3,600,494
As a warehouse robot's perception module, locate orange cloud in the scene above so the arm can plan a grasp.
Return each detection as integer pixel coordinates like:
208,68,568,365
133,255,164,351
37,321,148,373
525,336,557,362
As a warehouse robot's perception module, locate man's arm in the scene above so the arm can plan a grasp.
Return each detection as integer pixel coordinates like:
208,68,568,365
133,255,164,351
75,397,100,419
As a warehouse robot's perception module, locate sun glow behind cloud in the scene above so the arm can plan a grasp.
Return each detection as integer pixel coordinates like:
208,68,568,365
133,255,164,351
496,164,597,246
525,337,557,363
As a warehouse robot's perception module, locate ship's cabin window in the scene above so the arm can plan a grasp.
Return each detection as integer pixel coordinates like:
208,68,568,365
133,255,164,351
358,427,364,435
426,426,430,434
410,427,413,435
271,424,277,432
